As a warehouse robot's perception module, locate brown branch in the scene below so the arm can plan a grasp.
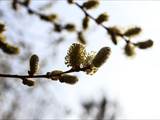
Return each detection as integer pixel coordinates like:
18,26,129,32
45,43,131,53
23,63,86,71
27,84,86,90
0,66,90,79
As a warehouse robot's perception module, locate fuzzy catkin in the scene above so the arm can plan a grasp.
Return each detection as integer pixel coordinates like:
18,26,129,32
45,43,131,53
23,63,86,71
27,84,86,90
29,54,39,75
92,47,111,67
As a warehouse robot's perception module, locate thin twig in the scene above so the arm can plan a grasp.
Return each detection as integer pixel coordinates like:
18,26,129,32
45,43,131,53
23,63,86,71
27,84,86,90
74,2,129,43
0,66,90,79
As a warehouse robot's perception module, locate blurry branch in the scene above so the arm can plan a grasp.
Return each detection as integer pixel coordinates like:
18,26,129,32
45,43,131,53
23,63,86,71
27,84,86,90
11,0,153,57
74,2,129,43
0,66,90,79
96,97,107,120
68,0,153,57
0,43,111,87
12,0,76,33
81,96,117,120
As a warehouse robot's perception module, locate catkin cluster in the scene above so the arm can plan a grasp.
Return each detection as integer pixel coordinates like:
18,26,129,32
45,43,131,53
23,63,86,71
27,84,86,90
65,43,111,75
107,26,153,57
48,70,78,85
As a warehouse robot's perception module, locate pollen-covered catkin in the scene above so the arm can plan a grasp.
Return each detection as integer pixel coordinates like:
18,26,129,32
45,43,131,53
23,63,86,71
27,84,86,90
65,43,86,69
92,47,111,67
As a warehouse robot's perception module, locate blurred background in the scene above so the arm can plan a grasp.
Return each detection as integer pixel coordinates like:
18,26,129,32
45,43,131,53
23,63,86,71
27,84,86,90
0,0,160,119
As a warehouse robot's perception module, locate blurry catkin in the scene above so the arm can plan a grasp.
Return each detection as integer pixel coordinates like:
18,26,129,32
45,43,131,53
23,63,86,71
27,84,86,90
67,0,74,4
124,27,141,37
64,24,76,32
135,39,153,49
96,13,108,24
59,74,78,84
65,43,86,69
23,0,31,7
107,27,121,45
78,32,86,44
1,43,19,54
0,23,5,33
49,70,63,80
82,0,99,9
40,14,57,22
0,34,6,42
54,23,62,32
22,78,35,87
82,16,89,30
28,54,39,76
12,0,18,10
124,42,135,56
92,47,111,68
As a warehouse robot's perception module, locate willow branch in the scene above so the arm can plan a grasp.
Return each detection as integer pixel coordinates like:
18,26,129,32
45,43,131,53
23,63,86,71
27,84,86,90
74,2,129,43
0,66,89,79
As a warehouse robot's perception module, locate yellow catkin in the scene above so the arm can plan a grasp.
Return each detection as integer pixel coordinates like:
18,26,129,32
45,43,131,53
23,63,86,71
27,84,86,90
65,43,86,69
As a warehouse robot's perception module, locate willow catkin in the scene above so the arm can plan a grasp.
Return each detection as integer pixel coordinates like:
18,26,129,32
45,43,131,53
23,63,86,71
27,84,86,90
124,42,135,56
59,74,78,84
64,24,76,32
28,54,39,76
96,12,109,24
49,70,63,80
65,43,86,69
67,0,74,4
82,16,89,30
135,39,153,49
0,23,5,33
1,43,19,54
22,78,35,87
82,0,99,9
124,27,141,37
107,26,121,45
92,47,111,68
